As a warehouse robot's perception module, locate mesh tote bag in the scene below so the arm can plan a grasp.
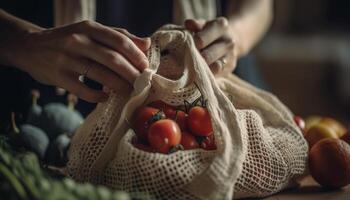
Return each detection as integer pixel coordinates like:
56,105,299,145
66,26,308,199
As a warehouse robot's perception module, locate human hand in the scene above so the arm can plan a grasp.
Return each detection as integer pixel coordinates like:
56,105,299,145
3,20,150,103
185,17,237,76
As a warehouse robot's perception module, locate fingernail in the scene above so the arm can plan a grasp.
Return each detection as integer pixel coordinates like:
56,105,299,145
140,57,149,69
103,86,110,93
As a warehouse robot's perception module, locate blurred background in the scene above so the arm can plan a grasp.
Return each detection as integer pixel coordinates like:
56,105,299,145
255,0,350,124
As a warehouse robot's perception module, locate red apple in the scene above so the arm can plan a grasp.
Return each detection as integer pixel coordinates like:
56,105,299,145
309,138,350,188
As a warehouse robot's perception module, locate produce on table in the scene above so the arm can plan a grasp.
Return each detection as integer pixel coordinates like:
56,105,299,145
304,116,348,148
0,136,142,200
19,124,49,160
308,138,350,188
45,134,71,166
27,89,42,126
305,123,338,148
301,115,350,188
305,115,322,132
132,98,217,154
319,117,347,138
37,94,83,140
11,112,49,159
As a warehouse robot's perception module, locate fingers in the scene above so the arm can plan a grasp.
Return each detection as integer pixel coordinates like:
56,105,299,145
209,55,227,75
59,72,109,103
184,19,206,32
114,28,151,51
75,21,149,71
193,17,229,49
209,51,237,75
80,59,134,90
62,35,140,83
184,17,236,75
200,37,234,65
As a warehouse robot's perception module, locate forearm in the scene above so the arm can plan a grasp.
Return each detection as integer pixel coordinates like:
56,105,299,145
226,0,273,57
0,9,43,66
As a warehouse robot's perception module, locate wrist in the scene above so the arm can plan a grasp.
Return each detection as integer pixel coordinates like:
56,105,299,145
0,10,44,68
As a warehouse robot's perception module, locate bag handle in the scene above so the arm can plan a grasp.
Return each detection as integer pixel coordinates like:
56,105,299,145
89,28,191,176
90,28,246,200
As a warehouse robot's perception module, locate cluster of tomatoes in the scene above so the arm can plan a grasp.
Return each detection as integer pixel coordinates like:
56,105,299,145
131,99,217,154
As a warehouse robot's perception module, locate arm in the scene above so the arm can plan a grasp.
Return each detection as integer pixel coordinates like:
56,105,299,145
226,0,273,57
0,9,150,103
0,9,44,66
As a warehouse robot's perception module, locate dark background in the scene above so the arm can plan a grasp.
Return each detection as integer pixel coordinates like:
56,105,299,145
255,0,350,125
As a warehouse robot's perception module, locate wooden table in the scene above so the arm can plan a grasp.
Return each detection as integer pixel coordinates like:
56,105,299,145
264,176,350,200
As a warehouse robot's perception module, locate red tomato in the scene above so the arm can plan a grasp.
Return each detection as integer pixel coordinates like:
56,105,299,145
180,131,199,150
199,134,217,150
148,119,182,154
188,106,213,136
133,106,164,141
170,110,188,131
149,100,176,118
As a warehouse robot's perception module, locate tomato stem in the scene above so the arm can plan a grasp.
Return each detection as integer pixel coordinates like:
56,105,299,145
147,110,165,125
174,110,179,121
10,112,20,134
184,100,191,113
30,89,40,107
67,94,78,111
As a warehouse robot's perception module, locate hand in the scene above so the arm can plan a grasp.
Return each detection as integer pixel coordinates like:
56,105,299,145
185,17,237,76
3,20,150,103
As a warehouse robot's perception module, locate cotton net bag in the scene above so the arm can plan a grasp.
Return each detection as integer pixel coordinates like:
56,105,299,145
66,26,308,199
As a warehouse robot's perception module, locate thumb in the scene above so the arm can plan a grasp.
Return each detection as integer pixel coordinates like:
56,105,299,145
114,28,151,51
131,37,151,52
185,19,206,32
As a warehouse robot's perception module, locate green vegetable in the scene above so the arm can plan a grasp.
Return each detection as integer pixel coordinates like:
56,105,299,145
0,136,151,200
27,90,42,126
19,125,49,159
45,134,70,166
0,163,27,199
37,103,83,140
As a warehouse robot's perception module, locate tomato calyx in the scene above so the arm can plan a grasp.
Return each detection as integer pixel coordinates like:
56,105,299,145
147,110,166,125
148,100,176,118
184,83,208,112
184,96,208,114
169,144,184,154
196,135,217,150
196,136,208,144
